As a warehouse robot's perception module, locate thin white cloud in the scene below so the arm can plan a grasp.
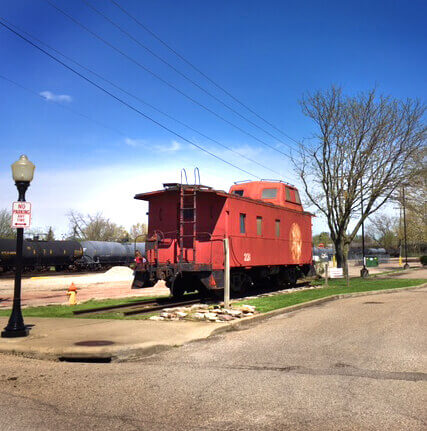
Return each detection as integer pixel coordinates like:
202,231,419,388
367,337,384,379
124,138,181,152
157,140,181,152
39,90,72,103
124,137,143,147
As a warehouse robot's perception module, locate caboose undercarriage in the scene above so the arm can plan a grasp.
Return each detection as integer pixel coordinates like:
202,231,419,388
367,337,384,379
133,263,312,297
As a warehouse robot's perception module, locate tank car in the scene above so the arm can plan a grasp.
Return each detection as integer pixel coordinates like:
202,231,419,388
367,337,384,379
77,241,145,269
133,180,313,296
0,238,83,272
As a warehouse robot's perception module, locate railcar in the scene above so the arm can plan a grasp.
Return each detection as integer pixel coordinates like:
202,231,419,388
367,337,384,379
133,180,313,296
77,241,145,269
0,238,145,273
0,238,83,272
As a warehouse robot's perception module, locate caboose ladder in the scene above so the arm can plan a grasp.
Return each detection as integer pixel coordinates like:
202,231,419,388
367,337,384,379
179,186,197,265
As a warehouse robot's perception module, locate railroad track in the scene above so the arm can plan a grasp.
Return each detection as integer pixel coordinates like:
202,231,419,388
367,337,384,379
73,294,202,317
72,279,314,317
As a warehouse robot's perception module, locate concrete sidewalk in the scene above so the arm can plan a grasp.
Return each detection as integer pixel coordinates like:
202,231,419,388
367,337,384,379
0,316,224,361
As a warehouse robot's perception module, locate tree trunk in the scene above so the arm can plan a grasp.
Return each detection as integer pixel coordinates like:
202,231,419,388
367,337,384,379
334,239,349,277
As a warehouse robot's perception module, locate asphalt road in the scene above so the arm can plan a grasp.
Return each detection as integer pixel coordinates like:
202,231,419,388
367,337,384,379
0,287,426,431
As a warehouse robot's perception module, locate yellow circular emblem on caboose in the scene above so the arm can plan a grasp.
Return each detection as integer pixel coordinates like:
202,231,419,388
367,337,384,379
289,222,302,262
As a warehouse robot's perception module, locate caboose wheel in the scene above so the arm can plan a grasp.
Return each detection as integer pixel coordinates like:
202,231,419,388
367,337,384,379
170,274,186,298
231,271,252,294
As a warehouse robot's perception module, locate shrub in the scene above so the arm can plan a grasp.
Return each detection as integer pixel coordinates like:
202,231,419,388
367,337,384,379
420,256,427,266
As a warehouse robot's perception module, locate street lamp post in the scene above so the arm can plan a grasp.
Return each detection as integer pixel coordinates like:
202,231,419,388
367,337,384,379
1,155,35,338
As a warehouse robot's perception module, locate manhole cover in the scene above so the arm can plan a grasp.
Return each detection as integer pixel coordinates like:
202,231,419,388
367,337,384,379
363,301,384,304
74,340,115,346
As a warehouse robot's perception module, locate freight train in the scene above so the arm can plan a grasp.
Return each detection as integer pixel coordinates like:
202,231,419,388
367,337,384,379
132,180,313,296
0,238,145,273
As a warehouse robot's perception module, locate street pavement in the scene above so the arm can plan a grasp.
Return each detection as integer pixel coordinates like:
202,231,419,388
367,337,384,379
0,286,425,430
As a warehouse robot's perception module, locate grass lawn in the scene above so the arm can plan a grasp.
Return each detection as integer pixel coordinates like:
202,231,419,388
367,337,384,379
0,295,166,320
0,278,424,319
235,278,426,313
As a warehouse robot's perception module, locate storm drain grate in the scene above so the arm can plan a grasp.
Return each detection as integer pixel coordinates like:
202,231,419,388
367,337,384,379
74,340,115,346
363,301,384,304
59,356,112,363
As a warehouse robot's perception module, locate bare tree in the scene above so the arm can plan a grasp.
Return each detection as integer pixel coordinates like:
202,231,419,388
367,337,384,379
129,222,147,242
0,209,15,238
366,214,399,251
68,211,128,242
296,86,425,272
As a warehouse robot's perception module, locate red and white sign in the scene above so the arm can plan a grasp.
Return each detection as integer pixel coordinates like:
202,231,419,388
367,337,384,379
11,202,32,228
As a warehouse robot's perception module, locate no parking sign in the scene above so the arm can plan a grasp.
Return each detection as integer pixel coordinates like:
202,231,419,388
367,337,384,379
11,201,32,228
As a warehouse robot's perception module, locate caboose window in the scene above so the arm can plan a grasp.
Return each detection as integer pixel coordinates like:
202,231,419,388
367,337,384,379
256,216,262,235
261,188,277,199
239,213,246,233
285,187,291,201
233,190,244,196
294,190,301,204
275,220,280,237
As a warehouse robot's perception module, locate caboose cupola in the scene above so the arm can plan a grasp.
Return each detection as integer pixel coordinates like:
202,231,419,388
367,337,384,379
229,180,302,210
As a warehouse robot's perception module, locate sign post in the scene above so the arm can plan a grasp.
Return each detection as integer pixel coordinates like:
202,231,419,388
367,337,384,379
223,238,230,308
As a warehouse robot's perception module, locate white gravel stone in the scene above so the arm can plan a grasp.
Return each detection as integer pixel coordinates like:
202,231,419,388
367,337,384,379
175,311,188,318
149,316,165,321
227,309,243,317
240,305,256,313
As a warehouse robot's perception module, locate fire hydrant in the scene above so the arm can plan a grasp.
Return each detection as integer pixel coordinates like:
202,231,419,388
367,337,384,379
67,283,78,305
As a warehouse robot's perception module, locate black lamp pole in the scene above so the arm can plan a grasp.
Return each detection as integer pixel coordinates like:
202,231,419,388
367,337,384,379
2,181,30,338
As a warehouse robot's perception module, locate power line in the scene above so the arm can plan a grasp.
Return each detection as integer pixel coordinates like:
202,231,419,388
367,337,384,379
0,17,283,177
109,0,301,145
43,0,295,161
0,73,129,138
81,0,299,152
0,19,262,180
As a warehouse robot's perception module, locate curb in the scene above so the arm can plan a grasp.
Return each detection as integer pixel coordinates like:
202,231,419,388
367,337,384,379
210,282,427,336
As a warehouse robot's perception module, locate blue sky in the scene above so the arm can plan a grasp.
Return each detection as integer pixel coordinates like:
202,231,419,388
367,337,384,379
0,0,426,236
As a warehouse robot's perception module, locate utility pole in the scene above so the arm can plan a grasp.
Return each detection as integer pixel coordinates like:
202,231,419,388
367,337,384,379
360,178,368,278
402,185,410,270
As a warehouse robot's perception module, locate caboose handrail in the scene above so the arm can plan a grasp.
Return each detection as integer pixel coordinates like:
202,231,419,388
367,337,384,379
194,167,201,185
180,168,188,185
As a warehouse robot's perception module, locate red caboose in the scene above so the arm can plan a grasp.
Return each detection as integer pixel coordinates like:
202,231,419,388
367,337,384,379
134,180,313,296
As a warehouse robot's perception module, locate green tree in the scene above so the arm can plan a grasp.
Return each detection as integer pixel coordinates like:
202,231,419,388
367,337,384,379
129,222,147,242
0,209,15,238
46,226,55,241
313,231,331,246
